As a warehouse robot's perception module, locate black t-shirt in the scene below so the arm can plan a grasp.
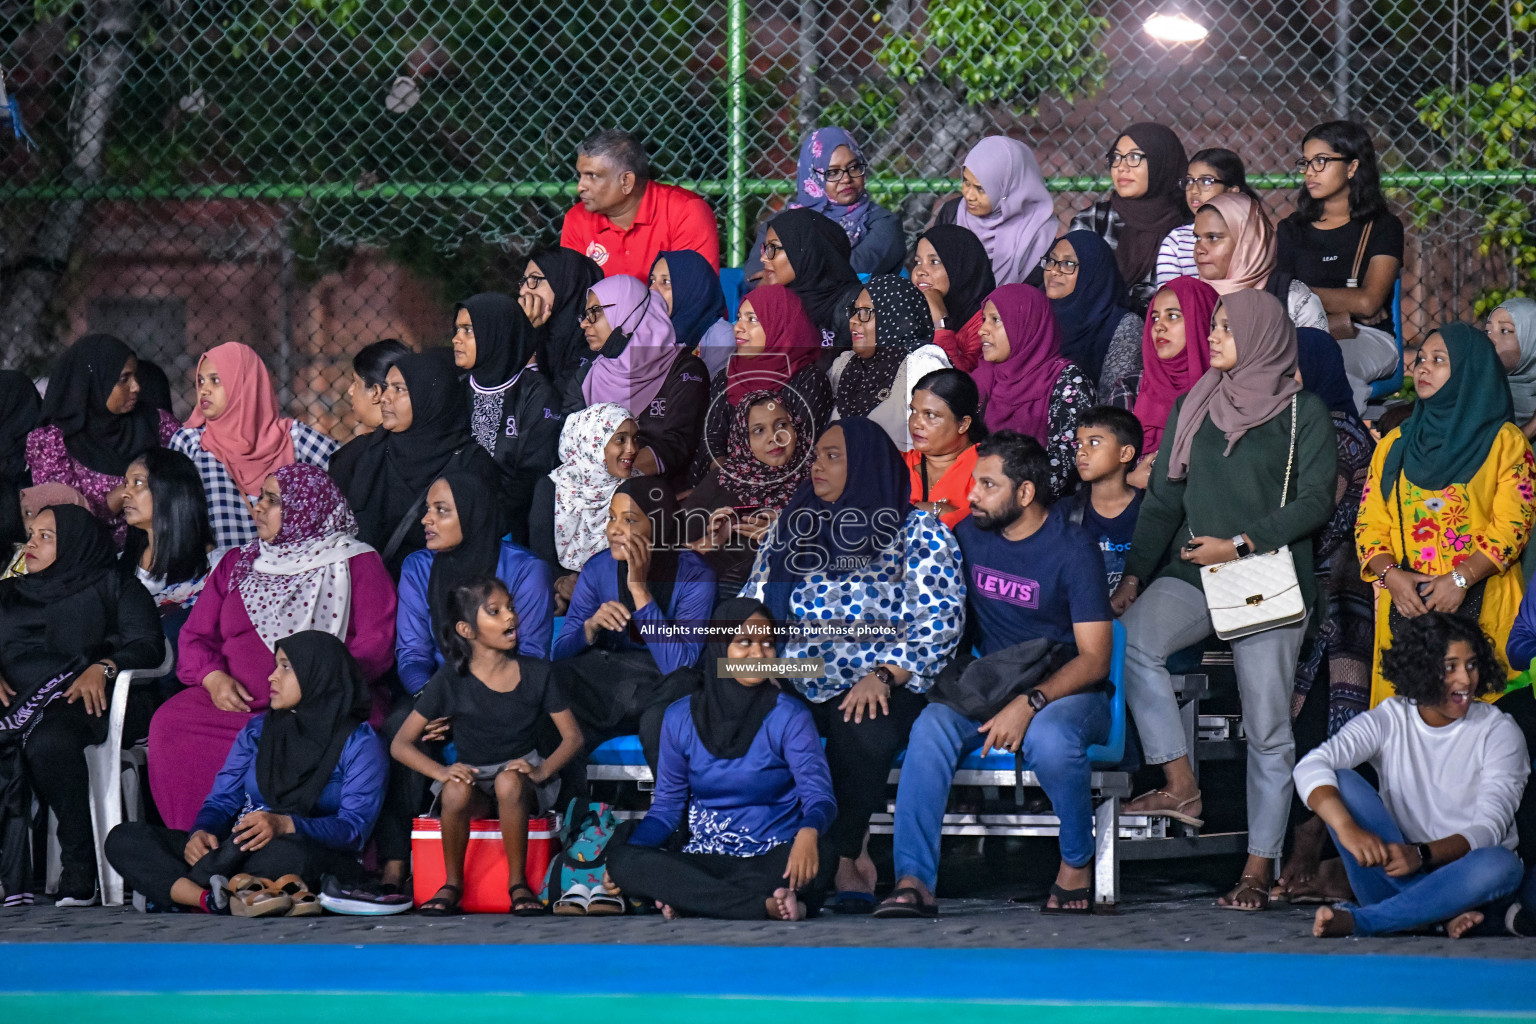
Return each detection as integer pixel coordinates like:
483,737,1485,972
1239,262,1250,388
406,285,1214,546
414,656,569,766
1278,210,1404,294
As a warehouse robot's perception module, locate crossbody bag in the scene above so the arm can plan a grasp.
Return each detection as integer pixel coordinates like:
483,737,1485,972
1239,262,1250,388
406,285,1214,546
1196,395,1307,640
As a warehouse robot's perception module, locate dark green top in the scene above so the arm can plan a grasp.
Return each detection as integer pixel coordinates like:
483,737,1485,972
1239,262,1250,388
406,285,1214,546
1123,390,1338,611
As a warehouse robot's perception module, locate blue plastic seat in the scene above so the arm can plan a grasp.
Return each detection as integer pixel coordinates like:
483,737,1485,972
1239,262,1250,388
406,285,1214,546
1367,280,1406,401
720,267,745,321
588,621,1128,780
889,620,1127,773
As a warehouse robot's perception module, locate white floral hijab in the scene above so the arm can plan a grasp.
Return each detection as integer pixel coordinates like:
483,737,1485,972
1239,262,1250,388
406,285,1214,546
549,402,632,570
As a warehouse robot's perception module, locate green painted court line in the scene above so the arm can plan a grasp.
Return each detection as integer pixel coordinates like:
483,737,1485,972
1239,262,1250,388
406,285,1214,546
0,995,1528,1024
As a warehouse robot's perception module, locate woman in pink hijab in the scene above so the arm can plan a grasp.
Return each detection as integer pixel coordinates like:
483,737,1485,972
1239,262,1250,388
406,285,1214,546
168,342,338,550
972,283,1096,498
578,275,709,488
1193,193,1328,334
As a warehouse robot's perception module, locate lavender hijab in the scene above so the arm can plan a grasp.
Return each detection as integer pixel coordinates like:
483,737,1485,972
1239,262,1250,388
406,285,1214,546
955,136,1057,286
581,275,680,415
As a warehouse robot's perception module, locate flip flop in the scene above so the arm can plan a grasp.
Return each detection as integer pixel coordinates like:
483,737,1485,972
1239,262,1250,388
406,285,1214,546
585,890,626,916
829,891,876,915
228,878,292,918
871,885,938,919
1218,875,1271,912
1040,883,1094,915
1125,789,1204,828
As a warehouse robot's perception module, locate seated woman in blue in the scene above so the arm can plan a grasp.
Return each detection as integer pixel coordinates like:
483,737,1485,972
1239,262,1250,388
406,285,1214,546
552,476,716,763
106,630,386,915
741,416,964,909
604,598,837,920
376,469,554,890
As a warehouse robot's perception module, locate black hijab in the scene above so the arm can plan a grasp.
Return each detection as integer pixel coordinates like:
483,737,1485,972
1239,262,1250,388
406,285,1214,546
0,371,41,547
257,630,372,817
134,359,175,415
1106,123,1191,287
614,475,682,621
528,246,604,393
458,292,540,391
426,471,507,651
4,504,116,607
690,597,781,760
339,349,474,547
919,225,997,327
39,335,162,476
770,208,862,331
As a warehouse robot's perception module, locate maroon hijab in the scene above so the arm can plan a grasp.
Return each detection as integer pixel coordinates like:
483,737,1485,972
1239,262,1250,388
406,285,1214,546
972,284,1072,440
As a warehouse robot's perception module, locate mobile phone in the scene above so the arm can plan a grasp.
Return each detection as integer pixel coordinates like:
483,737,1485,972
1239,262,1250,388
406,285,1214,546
731,505,765,518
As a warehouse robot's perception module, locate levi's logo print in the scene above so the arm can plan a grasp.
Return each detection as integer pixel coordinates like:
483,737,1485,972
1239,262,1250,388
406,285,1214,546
972,564,1039,608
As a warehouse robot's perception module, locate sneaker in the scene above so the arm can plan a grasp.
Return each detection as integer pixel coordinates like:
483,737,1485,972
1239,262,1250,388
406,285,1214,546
316,874,412,916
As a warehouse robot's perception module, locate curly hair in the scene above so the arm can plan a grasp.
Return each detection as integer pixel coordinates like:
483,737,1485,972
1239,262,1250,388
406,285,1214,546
1380,613,1505,705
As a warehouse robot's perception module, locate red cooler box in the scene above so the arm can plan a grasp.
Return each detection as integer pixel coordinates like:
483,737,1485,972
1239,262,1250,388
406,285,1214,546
411,815,562,912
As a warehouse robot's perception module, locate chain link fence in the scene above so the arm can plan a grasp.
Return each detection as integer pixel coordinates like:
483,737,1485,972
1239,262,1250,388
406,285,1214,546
2,0,1533,435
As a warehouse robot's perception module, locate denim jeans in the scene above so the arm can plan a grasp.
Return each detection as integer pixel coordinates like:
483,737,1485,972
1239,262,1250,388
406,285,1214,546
892,692,1111,891
1325,769,1523,936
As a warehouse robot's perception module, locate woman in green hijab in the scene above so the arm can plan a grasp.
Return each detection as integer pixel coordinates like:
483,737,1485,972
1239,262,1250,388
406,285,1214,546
1357,322,1535,706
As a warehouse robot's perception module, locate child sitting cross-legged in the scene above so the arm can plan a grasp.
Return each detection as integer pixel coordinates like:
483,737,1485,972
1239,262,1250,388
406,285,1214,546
390,575,584,916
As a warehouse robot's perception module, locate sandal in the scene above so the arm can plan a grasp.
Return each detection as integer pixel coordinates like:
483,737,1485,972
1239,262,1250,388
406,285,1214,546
1218,874,1271,912
1040,883,1094,916
271,874,322,917
509,884,544,917
828,891,876,915
1125,789,1204,828
228,877,292,918
871,886,938,919
418,882,463,916
585,890,626,916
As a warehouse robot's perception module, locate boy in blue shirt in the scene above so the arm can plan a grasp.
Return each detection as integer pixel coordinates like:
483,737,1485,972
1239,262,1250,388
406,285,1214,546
1071,406,1145,595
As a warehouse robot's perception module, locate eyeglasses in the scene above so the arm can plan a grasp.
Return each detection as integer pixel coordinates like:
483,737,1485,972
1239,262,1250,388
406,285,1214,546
1178,175,1226,189
580,303,614,325
1106,150,1147,169
816,161,867,184
519,274,547,290
760,241,785,260
1040,256,1080,274
848,305,876,323
1295,155,1349,173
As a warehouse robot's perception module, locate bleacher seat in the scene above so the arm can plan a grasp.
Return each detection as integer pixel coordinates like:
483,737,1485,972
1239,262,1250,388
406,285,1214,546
1368,280,1407,401
720,267,745,321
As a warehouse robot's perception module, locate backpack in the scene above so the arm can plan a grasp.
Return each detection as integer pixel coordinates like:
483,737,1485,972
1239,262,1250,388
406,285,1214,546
540,798,620,903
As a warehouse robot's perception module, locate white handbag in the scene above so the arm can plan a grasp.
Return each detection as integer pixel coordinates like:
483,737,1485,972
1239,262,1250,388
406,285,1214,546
1197,395,1307,640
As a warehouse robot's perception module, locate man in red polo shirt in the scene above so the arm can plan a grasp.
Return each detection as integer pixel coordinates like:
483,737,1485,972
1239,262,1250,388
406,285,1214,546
560,129,721,280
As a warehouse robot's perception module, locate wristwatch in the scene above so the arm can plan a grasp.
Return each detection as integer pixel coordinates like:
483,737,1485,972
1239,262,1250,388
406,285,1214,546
871,666,896,688
1232,534,1252,559
1415,841,1434,873
95,661,118,683
1025,688,1049,712
1450,568,1470,590
935,316,950,330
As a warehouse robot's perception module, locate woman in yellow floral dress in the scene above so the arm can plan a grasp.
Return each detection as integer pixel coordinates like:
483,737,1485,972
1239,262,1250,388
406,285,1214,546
1357,323,1536,706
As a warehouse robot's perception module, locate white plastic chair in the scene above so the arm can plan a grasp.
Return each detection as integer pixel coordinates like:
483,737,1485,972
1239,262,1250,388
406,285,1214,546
46,640,174,906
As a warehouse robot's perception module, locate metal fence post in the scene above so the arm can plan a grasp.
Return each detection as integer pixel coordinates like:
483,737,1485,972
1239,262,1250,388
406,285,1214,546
727,0,747,267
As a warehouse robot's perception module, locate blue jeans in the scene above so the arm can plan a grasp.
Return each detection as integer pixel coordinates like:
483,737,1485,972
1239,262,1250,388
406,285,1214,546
1325,769,1523,936
892,692,1111,890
